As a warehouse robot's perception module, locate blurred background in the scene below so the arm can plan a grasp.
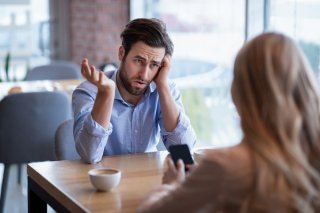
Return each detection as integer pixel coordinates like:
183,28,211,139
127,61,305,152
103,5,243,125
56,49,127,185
0,0,319,148
0,0,320,212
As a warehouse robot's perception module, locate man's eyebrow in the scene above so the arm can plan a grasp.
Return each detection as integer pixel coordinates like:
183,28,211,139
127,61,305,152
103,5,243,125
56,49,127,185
134,55,161,65
134,55,147,61
151,60,161,65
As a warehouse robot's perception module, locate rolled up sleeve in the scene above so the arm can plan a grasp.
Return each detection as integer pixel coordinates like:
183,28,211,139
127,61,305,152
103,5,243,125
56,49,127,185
160,82,197,149
72,82,113,163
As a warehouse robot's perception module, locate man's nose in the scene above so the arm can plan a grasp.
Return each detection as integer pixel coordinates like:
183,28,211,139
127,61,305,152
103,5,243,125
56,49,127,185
139,65,149,80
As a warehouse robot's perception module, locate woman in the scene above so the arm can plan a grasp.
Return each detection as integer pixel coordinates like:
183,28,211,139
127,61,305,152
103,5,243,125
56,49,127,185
137,32,320,212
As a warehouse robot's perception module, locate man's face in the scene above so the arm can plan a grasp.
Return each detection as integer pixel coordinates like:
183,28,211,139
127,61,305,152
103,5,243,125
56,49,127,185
118,41,166,96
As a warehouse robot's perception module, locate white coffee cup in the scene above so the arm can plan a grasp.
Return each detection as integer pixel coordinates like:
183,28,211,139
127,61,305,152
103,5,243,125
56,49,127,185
88,168,121,191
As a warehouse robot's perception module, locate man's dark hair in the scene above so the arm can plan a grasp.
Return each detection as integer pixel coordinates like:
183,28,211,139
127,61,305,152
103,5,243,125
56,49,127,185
120,18,174,58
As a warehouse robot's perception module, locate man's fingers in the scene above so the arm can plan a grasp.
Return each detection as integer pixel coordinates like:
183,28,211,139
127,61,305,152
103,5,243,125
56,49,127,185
81,58,91,78
98,71,106,84
90,65,95,73
81,58,115,91
90,65,99,82
162,55,171,66
81,58,88,68
81,66,90,79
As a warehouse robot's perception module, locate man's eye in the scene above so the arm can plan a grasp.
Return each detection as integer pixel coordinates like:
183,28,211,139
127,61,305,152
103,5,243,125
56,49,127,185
151,63,160,68
135,59,143,64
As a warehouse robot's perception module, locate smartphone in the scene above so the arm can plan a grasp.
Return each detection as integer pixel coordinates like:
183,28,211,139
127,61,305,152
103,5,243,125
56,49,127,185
168,144,194,171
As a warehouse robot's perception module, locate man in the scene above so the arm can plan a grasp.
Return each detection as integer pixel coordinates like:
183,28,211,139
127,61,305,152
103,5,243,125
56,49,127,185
72,18,196,163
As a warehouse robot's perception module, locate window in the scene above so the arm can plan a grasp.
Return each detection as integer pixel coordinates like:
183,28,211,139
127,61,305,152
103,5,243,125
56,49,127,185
268,0,320,79
0,0,50,81
131,0,245,148
247,0,320,78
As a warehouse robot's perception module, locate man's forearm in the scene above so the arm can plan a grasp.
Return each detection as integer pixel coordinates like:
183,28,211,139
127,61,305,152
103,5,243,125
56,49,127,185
91,90,114,128
73,112,111,164
157,83,179,131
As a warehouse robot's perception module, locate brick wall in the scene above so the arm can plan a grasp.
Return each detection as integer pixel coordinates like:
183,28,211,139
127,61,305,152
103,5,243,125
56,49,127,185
69,0,129,68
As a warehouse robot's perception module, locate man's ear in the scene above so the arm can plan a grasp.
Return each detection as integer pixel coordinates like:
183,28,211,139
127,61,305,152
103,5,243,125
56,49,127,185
118,46,125,61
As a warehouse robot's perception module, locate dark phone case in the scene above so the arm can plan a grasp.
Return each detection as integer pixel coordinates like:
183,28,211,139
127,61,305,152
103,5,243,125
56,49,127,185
169,144,194,171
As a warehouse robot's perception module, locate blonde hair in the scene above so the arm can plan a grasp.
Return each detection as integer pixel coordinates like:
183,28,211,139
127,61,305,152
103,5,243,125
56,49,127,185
232,32,320,212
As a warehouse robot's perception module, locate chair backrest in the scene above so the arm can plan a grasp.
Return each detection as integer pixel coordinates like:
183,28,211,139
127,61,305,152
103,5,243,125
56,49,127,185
54,119,80,160
0,91,72,164
25,61,82,81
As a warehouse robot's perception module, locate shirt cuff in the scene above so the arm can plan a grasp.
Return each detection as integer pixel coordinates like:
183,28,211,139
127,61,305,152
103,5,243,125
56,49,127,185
83,113,113,136
161,112,189,136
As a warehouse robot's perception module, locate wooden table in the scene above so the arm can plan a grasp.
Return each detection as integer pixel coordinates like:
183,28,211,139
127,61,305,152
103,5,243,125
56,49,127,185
0,79,83,100
27,151,168,213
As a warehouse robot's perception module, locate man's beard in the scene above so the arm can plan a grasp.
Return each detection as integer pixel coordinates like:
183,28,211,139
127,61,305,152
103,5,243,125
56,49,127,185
118,63,150,96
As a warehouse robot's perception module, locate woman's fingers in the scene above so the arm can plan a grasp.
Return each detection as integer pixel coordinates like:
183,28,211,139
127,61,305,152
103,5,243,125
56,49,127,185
166,157,176,171
176,159,185,173
185,163,196,172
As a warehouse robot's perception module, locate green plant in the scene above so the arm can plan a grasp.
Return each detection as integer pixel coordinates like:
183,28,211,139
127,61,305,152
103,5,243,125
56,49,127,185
181,88,213,143
4,52,11,82
24,58,30,81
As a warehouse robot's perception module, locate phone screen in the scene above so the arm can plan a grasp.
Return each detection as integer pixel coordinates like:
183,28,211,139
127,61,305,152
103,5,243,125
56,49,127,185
168,144,194,171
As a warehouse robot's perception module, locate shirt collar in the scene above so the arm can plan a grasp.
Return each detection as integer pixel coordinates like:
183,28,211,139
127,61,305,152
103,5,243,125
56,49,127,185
110,70,123,101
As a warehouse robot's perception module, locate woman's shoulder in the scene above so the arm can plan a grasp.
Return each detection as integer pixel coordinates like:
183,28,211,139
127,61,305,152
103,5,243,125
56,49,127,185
199,143,249,161
196,142,252,175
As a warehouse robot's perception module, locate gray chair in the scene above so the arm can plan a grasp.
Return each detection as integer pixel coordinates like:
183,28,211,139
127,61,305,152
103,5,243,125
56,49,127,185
0,91,72,212
54,119,80,160
25,60,82,81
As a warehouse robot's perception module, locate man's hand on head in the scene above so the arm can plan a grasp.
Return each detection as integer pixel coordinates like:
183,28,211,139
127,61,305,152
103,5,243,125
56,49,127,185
154,55,171,87
81,58,115,94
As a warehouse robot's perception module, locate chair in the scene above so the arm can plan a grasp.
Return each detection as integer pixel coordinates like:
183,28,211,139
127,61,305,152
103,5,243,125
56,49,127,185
0,91,72,212
25,60,82,81
54,119,80,160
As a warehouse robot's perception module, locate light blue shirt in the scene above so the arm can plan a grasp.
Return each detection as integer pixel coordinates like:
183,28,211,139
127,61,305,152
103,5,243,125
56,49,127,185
72,70,196,163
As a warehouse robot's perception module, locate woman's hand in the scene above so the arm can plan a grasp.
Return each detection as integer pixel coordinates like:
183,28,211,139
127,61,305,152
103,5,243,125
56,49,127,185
162,158,186,185
137,183,177,212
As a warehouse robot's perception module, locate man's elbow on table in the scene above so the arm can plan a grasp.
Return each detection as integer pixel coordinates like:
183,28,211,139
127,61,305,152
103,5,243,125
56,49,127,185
75,141,102,164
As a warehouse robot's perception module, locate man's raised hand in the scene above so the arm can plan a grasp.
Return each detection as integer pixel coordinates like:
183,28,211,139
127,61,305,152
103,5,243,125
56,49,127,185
81,58,115,94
